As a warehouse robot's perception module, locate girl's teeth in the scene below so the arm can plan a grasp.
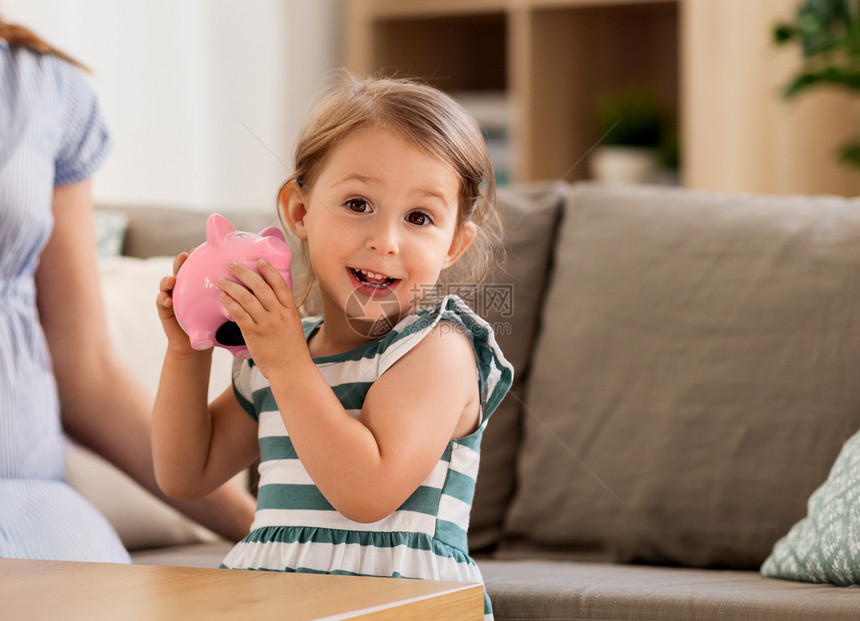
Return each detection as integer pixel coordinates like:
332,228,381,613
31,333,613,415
360,269,388,280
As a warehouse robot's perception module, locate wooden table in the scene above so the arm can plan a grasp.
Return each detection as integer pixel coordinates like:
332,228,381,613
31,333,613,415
0,558,483,620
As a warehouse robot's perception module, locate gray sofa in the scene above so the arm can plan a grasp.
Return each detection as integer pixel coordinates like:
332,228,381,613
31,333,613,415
77,182,860,620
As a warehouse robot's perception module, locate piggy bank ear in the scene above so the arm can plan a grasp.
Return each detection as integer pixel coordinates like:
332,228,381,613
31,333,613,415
206,214,236,248
259,226,285,242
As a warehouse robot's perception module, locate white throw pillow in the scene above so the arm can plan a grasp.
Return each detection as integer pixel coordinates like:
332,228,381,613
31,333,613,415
97,255,235,400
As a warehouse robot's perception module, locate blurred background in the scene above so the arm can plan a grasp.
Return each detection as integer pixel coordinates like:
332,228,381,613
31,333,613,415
1,0,341,212
3,0,859,212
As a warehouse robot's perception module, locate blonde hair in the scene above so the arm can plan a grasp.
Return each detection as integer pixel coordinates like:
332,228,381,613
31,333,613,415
0,16,89,71
281,70,503,311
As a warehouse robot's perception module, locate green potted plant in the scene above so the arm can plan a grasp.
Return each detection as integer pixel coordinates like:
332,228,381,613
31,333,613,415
774,0,860,165
590,86,676,184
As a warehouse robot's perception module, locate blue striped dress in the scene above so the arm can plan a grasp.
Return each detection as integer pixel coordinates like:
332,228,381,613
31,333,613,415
0,40,130,562
222,295,513,619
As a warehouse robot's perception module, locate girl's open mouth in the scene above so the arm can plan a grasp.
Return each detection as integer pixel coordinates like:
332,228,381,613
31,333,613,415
349,267,399,296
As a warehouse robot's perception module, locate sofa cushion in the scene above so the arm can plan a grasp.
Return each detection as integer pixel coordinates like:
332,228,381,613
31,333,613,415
97,255,236,406
480,560,860,621
761,426,860,584
468,183,564,553
501,183,860,568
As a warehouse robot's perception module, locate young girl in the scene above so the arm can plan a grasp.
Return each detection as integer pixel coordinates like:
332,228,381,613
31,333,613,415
153,71,513,619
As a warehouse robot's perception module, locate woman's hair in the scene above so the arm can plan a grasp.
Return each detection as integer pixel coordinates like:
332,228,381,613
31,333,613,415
0,16,89,71
281,69,503,310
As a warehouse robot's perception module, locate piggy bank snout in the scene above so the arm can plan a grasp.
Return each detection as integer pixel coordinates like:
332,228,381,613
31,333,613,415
188,328,216,351
189,320,246,354
215,320,245,346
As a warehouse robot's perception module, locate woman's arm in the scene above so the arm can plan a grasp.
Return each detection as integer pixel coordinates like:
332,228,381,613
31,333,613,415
36,180,256,542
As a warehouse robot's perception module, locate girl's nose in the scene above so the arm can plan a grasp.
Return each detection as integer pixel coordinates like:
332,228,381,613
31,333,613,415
365,222,399,256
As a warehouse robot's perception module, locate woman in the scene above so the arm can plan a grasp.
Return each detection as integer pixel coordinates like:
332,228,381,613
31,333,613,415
0,16,255,561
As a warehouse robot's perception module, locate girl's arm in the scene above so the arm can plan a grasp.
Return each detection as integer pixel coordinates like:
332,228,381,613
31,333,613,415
220,261,480,523
37,180,256,541
152,255,259,500
274,323,479,523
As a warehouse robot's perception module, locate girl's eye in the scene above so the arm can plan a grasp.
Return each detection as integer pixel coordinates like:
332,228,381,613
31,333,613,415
406,211,432,226
345,198,370,213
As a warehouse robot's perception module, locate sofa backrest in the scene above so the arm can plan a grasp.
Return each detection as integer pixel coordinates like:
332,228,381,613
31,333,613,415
91,183,860,570
90,194,566,554
107,205,279,259
86,196,564,553
494,183,860,569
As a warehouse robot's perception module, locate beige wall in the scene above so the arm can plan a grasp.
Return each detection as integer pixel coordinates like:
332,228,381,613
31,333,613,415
683,0,860,196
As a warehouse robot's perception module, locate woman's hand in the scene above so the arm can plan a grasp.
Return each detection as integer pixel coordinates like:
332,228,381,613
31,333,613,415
156,252,199,356
217,259,309,379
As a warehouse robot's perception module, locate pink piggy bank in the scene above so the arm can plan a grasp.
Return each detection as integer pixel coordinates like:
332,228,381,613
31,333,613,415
172,214,293,359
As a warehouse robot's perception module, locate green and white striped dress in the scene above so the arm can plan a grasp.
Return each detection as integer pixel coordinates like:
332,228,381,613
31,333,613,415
221,295,513,619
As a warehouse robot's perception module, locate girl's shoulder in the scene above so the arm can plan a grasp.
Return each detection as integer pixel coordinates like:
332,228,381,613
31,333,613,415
392,293,506,348
381,294,514,421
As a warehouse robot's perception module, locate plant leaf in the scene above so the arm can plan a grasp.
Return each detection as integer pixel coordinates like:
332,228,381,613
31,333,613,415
783,65,860,97
837,139,860,166
774,23,796,44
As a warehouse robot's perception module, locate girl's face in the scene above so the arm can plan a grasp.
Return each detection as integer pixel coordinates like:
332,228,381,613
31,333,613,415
284,126,474,340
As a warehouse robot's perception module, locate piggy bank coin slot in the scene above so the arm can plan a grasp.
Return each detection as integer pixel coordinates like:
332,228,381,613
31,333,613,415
215,321,245,346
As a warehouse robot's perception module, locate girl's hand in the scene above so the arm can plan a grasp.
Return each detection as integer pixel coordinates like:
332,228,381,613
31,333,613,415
156,252,200,356
217,260,308,379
